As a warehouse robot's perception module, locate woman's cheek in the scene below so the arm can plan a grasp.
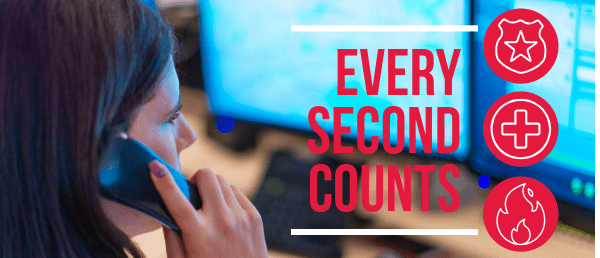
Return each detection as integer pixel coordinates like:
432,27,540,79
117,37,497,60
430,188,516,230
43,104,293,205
154,129,179,170
133,128,179,170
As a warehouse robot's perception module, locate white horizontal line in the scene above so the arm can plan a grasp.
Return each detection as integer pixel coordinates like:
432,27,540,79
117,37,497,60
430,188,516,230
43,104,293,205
291,25,478,32
291,229,478,235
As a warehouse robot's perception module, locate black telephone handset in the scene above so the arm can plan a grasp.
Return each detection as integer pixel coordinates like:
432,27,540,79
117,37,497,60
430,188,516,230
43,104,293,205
97,132,202,234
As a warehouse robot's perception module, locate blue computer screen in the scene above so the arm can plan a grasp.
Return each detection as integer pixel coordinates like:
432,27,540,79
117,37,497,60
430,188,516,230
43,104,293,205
471,0,595,209
199,0,472,160
141,0,157,10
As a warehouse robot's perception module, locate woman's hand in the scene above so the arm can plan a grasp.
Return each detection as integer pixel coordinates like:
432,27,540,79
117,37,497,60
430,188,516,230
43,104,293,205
148,160,268,258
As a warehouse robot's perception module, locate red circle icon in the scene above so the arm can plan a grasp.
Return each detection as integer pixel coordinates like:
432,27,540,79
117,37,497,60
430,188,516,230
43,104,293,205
483,9,559,84
483,177,558,252
483,91,558,167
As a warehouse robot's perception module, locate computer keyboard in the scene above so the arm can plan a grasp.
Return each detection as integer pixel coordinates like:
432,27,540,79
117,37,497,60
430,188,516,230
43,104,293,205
252,150,361,258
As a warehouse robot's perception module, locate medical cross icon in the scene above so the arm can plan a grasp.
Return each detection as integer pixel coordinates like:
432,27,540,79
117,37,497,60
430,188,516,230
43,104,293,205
501,110,541,149
483,91,558,167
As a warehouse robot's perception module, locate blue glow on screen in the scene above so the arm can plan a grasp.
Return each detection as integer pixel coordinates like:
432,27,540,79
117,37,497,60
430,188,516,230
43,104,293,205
199,0,471,160
507,0,595,177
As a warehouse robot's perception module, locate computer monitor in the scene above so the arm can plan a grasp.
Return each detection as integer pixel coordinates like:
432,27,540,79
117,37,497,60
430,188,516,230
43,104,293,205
471,0,595,212
198,1,472,161
141,0,158,10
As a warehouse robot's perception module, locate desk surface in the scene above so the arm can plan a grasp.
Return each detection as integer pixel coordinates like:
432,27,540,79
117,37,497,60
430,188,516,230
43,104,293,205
132,87,594,258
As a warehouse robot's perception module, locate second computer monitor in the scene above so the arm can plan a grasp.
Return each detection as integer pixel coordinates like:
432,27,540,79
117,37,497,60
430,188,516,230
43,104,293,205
471,0,595,210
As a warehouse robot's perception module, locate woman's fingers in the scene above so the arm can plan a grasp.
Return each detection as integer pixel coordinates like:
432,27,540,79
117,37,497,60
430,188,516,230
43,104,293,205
162,225,187,258
188,168,228,214
150,164,269,258
230,185,253,212
148,160,200,232
216,175,242,211
231,185,263,226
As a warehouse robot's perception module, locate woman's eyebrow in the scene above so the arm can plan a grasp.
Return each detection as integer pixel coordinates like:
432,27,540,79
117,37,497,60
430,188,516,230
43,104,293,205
167,94,182,115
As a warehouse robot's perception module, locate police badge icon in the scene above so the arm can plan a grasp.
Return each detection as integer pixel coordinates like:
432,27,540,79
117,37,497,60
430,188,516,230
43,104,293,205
496,19,545,74
483,9,559,84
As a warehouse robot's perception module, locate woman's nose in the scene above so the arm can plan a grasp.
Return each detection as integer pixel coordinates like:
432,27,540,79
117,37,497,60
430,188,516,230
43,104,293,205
176,113,197,153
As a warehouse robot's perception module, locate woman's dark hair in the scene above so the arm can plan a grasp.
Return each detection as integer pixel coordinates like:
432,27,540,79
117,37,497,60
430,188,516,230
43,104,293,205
0,0,174,257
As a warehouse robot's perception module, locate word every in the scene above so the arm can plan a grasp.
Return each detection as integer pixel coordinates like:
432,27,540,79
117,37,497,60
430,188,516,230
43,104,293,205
338,49,461,96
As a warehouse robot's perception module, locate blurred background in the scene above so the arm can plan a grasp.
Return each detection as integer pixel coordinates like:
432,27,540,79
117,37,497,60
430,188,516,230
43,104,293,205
134,0,595,257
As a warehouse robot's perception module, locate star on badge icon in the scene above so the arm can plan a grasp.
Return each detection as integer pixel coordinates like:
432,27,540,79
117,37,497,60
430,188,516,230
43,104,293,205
504,30,538,62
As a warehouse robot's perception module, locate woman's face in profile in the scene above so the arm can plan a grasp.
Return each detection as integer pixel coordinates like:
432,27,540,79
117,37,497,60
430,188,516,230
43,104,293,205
128,57,197,173
102,57,198,237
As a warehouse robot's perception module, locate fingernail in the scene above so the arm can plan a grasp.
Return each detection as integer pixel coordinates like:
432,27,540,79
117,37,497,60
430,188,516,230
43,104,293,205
149,160,166,178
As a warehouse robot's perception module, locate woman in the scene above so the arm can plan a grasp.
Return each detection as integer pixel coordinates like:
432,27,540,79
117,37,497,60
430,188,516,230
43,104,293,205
0,0,268,257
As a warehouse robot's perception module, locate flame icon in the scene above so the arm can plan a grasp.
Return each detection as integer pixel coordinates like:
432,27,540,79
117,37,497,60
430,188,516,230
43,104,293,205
496,183,545,245
483,177,559,251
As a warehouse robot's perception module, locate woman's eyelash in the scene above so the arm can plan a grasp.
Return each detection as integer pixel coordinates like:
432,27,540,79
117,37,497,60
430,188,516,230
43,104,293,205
167,109,181,124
